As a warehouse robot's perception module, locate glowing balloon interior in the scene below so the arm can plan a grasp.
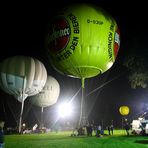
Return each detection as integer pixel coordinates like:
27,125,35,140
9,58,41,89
119,106,130,116
0,56,47,102
45,3,120,86
30,75,60,108
0,56,47,133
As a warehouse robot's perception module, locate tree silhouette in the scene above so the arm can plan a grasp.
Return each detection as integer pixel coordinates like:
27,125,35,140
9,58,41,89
123,54,148,89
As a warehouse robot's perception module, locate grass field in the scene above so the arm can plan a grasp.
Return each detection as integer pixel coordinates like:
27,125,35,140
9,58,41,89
4,130,148,148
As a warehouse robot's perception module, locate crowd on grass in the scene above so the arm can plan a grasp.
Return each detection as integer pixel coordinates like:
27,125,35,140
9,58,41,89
0,118,132,148
71,122,131,137
71,123,114,137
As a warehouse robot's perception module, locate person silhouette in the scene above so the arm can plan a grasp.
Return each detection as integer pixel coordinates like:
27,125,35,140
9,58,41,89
107,125,111,135
110,124,114,135
0,120,5,148
124,122,130,136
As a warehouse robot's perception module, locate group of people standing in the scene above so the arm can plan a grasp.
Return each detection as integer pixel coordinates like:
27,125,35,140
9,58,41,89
71,123,114,137
107,124,114,135
71,121,131,137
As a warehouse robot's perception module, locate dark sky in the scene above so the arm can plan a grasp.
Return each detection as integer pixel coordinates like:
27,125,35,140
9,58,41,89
0,1,148,129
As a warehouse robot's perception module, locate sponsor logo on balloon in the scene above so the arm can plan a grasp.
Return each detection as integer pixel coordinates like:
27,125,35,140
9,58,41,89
47,17,71,53
50,13,80,61
108,20,120,61
114,27,120,58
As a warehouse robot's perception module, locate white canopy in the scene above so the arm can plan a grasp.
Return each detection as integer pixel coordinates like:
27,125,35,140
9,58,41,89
30,75,60,107
0,56,47,102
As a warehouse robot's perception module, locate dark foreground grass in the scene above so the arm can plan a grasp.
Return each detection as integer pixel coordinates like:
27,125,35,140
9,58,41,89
5,130,148,148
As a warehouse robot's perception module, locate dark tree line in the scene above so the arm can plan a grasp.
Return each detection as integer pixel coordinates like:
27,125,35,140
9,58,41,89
123,54,148,89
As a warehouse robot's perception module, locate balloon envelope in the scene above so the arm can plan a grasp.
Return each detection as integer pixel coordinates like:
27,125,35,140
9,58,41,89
45,3,120,79
0,56,47,102
119,106,130,116
30,75,60,107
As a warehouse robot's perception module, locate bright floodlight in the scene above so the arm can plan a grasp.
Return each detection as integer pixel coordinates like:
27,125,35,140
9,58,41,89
58,102,73,118
22,123,26,127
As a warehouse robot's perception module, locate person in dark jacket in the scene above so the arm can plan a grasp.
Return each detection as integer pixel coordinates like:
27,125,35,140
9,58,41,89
110,124,114,135
124,122,130,136
107,125,111,135
0,120,5,148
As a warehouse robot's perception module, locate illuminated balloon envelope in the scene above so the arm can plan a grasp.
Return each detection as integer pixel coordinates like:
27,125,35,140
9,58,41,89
45,3,120,126
119,106,130,116
45,3,120,84
30,75,60,128
30,75,60,107
0,55,47,133
0,56,47,102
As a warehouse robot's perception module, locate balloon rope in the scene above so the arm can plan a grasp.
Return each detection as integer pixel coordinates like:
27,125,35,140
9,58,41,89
23,102,33,121
79,87,83,126
79,80,86,127
19,99,24,133
18,76,26,134
87,74,121,96
7,99,18,124
81,77,85,88
41,107,44,128
69,87,81,103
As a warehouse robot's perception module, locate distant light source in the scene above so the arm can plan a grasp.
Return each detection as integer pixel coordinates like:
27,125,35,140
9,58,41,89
58,102,73,118
22,123,26,127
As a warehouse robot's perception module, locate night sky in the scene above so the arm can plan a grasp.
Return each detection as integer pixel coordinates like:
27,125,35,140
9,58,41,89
0,0,148,129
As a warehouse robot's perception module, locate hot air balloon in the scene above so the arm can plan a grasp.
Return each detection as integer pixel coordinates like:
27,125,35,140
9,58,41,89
119,105,130,130
0,56,47,133
45,3,120,126
30,75,60,128
119,106,130,116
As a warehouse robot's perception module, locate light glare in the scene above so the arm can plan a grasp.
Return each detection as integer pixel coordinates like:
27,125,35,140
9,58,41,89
58,102,73,118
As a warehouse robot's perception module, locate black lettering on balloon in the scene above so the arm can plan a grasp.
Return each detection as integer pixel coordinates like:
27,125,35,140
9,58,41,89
108,20,115,61
68,13,79,34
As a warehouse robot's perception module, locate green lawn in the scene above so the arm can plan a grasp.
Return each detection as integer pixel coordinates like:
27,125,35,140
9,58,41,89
4,130,148,148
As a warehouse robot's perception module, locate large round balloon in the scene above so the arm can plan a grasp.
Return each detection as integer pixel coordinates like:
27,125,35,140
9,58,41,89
30,75,60,107
0,56,47,102
45,3,120,80
119,106,130,116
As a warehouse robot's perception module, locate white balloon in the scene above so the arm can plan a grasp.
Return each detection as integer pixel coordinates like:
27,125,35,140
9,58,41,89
30,75,60,107
0,56,47,102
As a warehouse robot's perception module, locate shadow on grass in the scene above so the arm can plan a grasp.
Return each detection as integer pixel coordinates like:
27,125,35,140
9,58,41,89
135,140,148,144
